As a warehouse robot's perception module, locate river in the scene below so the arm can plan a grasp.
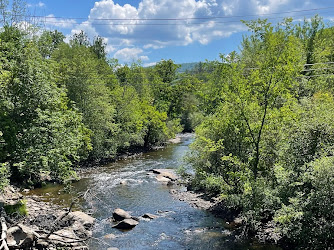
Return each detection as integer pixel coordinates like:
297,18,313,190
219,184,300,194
27,134,281,250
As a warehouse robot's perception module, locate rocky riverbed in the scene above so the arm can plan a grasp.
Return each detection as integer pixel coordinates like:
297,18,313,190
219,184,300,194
0,185,95,249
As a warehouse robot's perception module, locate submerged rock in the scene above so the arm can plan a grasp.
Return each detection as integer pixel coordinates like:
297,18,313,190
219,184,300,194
112,218,139,230
104,233,117,239
142,213,158,220
112,208,132,221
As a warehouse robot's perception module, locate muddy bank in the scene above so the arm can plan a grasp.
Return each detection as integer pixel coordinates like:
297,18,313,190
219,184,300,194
0,186,95,249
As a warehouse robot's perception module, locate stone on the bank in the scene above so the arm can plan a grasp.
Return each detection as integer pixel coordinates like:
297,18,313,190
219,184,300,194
36,239,50,249
0,186,23,207
48,229,80,247
142,213,158,220
72,221,92,238
112,208,131,221
7,224,35,248
112,218,139,230
71,211,95,229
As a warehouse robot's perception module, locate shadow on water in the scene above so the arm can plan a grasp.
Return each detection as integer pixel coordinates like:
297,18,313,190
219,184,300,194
26,134,282,250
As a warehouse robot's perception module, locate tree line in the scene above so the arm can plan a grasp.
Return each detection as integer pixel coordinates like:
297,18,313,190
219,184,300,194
187,16,334,248
0,26,203,187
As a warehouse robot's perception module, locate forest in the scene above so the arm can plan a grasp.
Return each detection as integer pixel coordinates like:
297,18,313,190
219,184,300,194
0,1,333,248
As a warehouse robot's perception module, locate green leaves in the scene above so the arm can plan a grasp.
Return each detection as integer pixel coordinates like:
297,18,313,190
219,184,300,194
0,26,91,184
188,16,334,248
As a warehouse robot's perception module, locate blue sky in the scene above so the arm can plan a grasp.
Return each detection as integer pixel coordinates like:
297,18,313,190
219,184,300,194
21,0,334,65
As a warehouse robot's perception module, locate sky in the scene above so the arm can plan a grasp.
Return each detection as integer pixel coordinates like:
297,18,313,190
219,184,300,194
19,0,334,65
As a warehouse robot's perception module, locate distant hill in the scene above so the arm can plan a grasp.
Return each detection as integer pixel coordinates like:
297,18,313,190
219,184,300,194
177,62,199,73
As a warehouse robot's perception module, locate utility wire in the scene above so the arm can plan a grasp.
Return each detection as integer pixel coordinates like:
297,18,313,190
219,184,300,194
34,11,334,27
18,6,334,21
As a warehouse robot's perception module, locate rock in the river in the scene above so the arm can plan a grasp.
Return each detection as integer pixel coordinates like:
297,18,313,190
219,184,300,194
142,213,158,220
112,218,139,230
104,233,116,239
7,224,35,248
112,208,132,221
151,169,178,181
156,174,171,183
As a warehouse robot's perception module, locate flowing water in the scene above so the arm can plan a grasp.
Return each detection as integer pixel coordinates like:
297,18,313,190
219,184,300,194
27,134,281,250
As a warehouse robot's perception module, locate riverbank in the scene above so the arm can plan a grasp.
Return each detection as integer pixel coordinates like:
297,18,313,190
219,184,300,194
0,185,95,249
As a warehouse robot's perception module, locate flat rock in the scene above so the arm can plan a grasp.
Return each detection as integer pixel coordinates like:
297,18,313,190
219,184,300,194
112,218,139,230
112,208,132,221
156,175,171,182
151,169,178,181
48,229,80,247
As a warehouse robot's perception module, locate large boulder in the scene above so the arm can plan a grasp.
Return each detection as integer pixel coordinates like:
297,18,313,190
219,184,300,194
7,224,35,248
112,208,131,221
112,219,139,230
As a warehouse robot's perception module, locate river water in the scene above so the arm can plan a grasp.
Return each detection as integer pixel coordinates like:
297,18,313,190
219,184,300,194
27,134,280,250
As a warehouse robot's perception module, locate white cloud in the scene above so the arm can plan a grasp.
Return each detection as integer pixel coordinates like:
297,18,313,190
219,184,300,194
143,61,157,67
46,14,77,29
85,0,247,47
68,0,326,62
82,0,318,49
27,1,45,8
114,47,149,62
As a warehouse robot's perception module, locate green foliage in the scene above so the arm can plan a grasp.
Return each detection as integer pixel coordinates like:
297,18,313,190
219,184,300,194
52,42,116,159
0,162,9,190
188,17,334,248
4,199,28,216
0,26,91,185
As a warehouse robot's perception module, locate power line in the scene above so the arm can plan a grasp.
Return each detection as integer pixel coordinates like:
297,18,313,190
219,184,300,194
21,6,334,22
32,11,334,27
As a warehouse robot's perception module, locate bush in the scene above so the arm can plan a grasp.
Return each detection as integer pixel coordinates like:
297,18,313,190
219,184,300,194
274,157,334,248
0,162,10,190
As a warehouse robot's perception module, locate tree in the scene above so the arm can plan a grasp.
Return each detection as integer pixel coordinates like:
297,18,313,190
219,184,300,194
52,43,117,159
154,59,179,83
91,36,107,60
70,30,90,47
38,30,65,58
0,26,91,184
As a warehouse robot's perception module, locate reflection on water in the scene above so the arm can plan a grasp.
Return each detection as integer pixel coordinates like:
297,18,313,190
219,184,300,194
26,134,281,250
